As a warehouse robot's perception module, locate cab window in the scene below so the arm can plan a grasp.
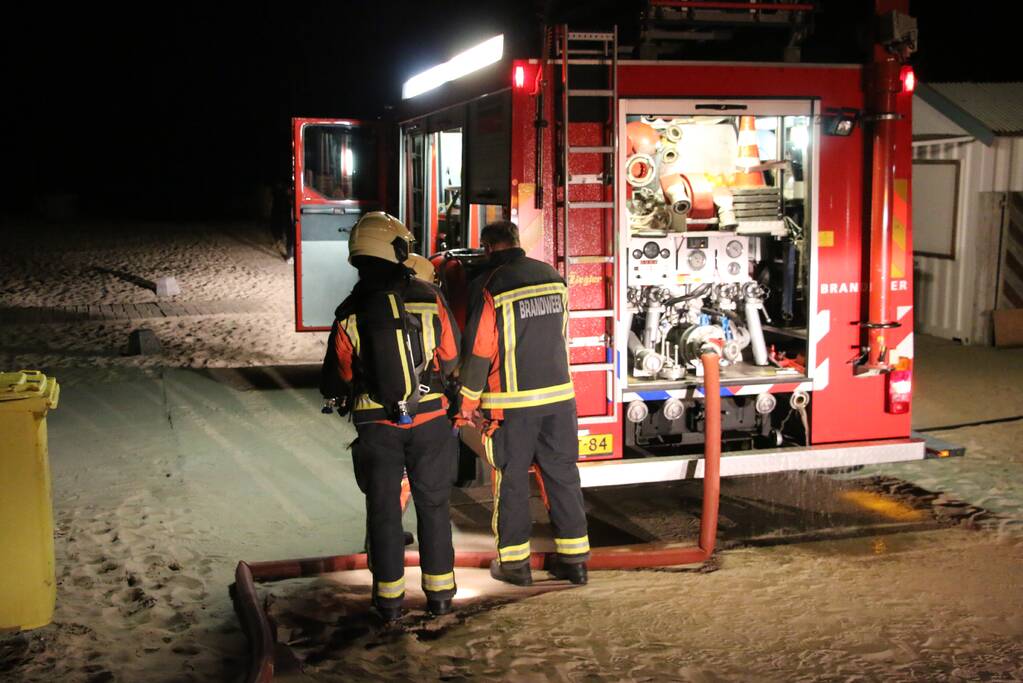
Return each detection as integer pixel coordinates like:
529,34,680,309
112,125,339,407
302,125,378,201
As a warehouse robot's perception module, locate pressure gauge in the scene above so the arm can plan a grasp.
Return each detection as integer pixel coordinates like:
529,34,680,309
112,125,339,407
726,239,744,258
632,249,643,259
687,249,706,270
643,241,661,259
727,262,742,276
660,248,671,259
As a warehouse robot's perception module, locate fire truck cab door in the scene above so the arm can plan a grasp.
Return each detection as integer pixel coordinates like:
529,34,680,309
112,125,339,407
292,118,385,331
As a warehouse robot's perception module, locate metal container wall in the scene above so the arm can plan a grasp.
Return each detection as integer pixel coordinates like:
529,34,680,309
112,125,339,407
912,136,1023,344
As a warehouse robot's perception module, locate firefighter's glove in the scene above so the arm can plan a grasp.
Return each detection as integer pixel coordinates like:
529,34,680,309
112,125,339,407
480,418,501,438
452,407,475,431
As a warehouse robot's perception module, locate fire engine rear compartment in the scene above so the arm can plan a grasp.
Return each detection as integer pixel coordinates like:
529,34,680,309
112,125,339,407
617,98,817,455
567,58,913,455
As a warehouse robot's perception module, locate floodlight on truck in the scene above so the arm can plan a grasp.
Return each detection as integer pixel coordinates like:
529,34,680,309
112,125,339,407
402,35,504,99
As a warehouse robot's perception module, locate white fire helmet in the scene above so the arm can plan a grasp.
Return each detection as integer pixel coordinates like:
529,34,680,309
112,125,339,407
348,212,414,264
404,253,436,282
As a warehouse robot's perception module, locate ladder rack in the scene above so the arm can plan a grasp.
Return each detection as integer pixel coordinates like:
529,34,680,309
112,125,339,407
557,26,620,426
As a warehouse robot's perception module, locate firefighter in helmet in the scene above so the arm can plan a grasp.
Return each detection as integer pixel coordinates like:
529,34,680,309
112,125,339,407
405,253,437,283
457,221,590,586
321,211,461,620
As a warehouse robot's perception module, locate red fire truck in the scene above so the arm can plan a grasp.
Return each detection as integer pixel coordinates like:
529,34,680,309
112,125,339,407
290,1,953,488
232,6,968,677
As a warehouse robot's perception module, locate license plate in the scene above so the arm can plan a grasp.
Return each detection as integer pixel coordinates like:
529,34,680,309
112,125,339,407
578,434,613,456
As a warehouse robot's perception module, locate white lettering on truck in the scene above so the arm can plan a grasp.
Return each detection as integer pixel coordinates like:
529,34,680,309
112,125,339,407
820,280,907,294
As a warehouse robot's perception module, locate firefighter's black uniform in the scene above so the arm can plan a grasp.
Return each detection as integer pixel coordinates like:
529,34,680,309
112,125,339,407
322,262,461,612
459,247,590,568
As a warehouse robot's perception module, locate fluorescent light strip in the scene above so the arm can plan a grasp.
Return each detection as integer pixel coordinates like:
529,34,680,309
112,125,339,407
402,35,504,100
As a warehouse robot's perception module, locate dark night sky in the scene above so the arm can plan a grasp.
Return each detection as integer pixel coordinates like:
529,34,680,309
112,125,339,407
0,1,1015,219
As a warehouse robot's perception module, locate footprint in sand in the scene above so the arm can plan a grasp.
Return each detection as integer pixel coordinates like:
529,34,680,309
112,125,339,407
167,584,206,606
101,585,158,622
153,607,195,633
166,574,204,591
72,574,96,590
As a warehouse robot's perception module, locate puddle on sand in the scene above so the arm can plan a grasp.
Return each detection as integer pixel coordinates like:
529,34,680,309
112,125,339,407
751,526,978,560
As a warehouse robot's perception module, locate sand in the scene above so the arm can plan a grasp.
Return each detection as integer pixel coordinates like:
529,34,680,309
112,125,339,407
268,531,1023,682
0,220,327,370
2,220,1022,682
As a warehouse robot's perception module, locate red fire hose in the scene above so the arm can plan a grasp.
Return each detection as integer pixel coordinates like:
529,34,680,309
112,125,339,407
233,353,722,683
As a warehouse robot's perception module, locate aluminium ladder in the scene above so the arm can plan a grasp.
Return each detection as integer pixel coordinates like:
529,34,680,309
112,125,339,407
557,26,619,427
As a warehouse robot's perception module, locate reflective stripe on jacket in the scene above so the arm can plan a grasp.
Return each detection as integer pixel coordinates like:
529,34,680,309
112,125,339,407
459,248,574,420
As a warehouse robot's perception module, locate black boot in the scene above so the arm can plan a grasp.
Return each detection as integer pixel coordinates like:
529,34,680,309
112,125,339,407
372,600,403,622
489,559,533,586
427,598,453,616
549,560,588,585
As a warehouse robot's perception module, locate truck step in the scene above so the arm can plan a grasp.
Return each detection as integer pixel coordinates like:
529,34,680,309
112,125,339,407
568,334,610,348
571,363,614,372
568,31,616,42
578,415,618,426
568,201,614,209
568,255,614,264
568,173,607,184
569,309,615,319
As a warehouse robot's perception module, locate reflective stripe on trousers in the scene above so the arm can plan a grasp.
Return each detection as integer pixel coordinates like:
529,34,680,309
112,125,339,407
498,541,531,564
422,571,456,593
555,535,590,555
375,576,405,600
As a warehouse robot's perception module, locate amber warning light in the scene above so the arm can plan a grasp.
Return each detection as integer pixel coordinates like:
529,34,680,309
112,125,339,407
886,359,912,414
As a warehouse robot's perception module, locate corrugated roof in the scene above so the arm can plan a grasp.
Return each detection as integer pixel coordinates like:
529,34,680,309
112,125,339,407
930,82,1023,136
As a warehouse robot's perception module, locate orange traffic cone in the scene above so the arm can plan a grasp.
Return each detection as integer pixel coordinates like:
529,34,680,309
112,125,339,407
733,115,765,187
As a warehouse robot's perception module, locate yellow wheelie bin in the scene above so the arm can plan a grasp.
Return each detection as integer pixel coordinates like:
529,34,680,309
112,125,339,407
0,370,60,631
